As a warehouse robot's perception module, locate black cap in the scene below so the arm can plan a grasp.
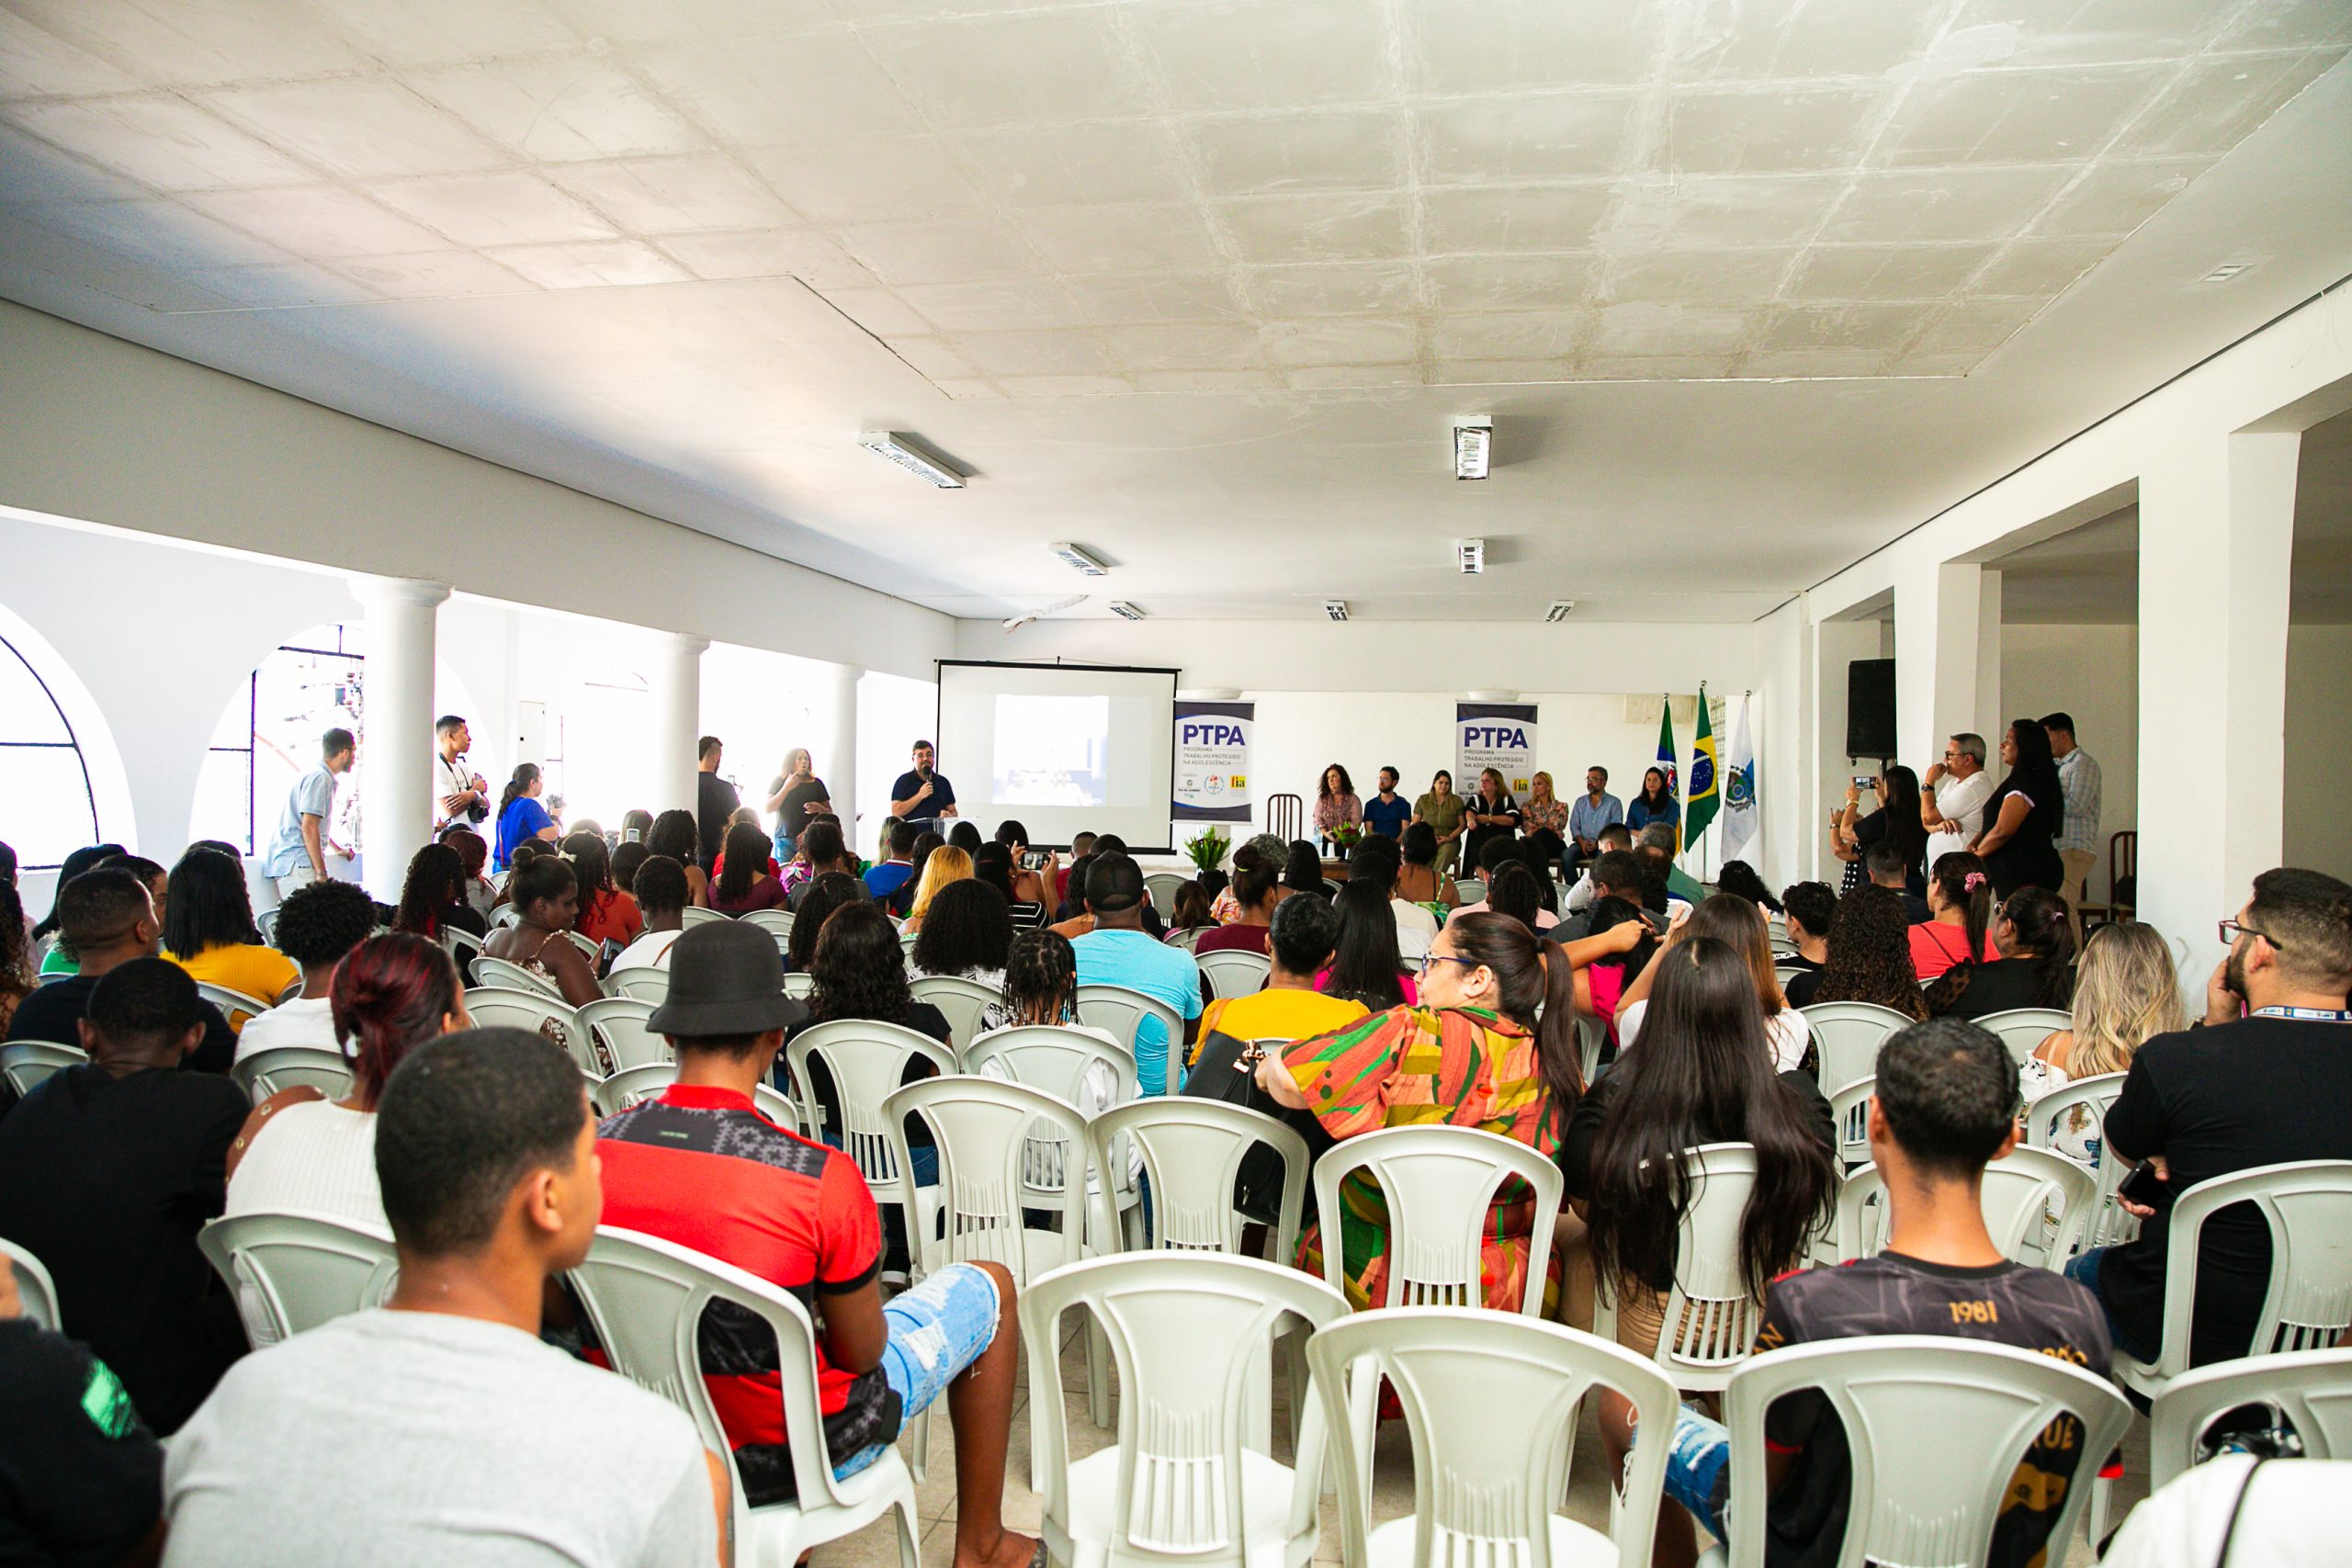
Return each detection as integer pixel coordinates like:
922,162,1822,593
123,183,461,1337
645,921,806,1037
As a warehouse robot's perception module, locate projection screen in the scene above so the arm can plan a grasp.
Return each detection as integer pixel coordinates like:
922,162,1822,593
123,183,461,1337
933,660,1179,852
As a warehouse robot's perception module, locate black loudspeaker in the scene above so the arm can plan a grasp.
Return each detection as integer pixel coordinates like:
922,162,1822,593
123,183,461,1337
1846,659,1896,759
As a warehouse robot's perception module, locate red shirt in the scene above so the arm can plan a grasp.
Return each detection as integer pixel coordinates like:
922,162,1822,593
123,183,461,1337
575,887,642,947
595,1086,884,1500
1907,921,1999,980
1193,923,1272,956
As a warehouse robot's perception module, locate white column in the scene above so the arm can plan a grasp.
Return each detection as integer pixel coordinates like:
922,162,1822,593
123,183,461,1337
820,663,861,849
1894,559,1988,771
648,632,708,821
351,574,451,904
1973,569,2004,744
2137,429,2300,992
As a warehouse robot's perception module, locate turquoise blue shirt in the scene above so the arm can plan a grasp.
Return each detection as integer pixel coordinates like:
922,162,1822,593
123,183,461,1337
1072,929,1203,1096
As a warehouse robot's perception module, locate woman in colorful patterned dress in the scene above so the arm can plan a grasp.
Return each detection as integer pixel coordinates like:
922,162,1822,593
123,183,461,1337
1254,910,1610,1314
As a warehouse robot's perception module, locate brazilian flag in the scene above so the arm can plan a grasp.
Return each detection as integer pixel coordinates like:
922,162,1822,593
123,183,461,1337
1685,683,1720,844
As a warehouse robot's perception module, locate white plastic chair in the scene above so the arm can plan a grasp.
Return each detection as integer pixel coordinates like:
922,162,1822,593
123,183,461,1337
2,1236,60,1330
255,906,282,947
963,1023,1141,1209
1972,1007,2073,1066
899,931,921,967
783,972,815,1000
679,905,729,928
570,1227,920,1568
1075,983,1187,1097
1797,1001,1914,1094
1575,1012,1605,1090
459,987,594,1076
1164,927,1202,953
1827,1076,1874,1170
1143,871,1193,914
1094,1099,1308,1266
2115,1159,2352,1400
576,996,667,1071
908,974,1005,1053
740,908,794,947
1834,1144,2098,1268
469,953,563,998
1022,1252,1344,1568
562,929,602,963
1310,1308,1681,1568
197,1210,400,1345
2023,1070,2133,1254
1773,961,1806,990
230,1045,355,1104
2150,1347,2352,1489
1708,1337,2131,1568
785,1020,954,1252
442,926,484,965
590,1062,802,1133
604,964,673,1003
1196,948,1272,1001
1631,1143,1770,1393
0,1040,86,1097
1453,877,1486,904
490,904,523,931
195,980,273,1029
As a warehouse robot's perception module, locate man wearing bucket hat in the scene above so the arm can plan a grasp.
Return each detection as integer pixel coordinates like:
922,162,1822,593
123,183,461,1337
594,920,1039,1568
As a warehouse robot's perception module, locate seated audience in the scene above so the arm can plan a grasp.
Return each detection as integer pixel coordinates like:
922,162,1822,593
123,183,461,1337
645,809,711,908
1256,912,1577,1312
1928,886,2075,1021
1481,863,1552,937
1573,897,1657,1054
1652,1017,2109,1568
979,929,1106,1043
1281,840,1329,902
1617,895,1810,1071
1558,846,1661,939
1071,854,1204,1097
491,763,560,872
481,856,602,1010
864,818,921,913
1057,830,1099,908
1320,875,1413,1011
782,900,952,1146
1910,851,2000,980
391,841,488,949
708,822,789,916
439,825,497,920
1192,890,1366,1062
1453,852,1558,931
946,820,984,858
1864,840,1931,923
98,853,170,935
908,829,945,885
1777,880,1835,981
784,872,866,975
8,869,235,1072
2068,868,2352,1366
0,1226,166,1567
609,839,650,896
227,933,469,1227
1798,885,1928,1019
1209,837,1279,924
968,843,1034,928
1563,823,1634,913
1713,860,1781,914
1640,821,1706,905
30,842,127,974
1393,821,1460,913
1164,881,1216,942
992,819,1057,910
900,845,973,935
608,855,691,974
564,832,643,948
784,817,857,908
163,847,298,1023
909,878,1012,987
1353,836,1442,959
0,960,249,1434
2021,920,2181,1163
598,928,1031,1564
0,882,33,1038
163,1028,723,1565
235,878,377,1058
1193,858,1277,956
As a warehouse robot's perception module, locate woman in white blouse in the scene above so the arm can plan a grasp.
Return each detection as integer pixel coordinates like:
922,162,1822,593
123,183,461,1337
2018,921,2181,1163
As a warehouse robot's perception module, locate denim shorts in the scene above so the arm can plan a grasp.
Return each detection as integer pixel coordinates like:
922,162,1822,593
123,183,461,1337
832,1262,1001,1480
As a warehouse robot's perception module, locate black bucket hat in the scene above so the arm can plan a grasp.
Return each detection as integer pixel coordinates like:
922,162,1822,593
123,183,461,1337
645,920,806,1037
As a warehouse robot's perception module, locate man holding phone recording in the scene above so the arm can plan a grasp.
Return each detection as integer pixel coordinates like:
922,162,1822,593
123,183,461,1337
889,739,957,836
2065,867,2352,1367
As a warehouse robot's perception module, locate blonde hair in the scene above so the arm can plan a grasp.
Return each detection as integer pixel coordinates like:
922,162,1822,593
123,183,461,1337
904,846,973,929
2066,922,2183,1078
1530,771,1555,802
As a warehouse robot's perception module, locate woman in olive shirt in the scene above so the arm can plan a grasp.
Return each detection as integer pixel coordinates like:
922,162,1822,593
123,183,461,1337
1410,770,1469,882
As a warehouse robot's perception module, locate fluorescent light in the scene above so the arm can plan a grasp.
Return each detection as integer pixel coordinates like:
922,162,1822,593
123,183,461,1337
1324,600,1350,622
856,430,965,488
1453,416,1492,480
1108,601,1146,621
2199,262,2253,283
1049,541,1110,577
1544,600,1576,622
1455,537,1486,575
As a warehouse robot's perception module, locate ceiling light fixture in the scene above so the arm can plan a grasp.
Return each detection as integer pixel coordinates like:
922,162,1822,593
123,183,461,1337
1324,600,1350,622
1453,415,1493,480
2198,262,2254,283
1049,541,1111,577
1544,600,1576,622
1108,601,1146,621
856,429,966,489
1455,538,1487,575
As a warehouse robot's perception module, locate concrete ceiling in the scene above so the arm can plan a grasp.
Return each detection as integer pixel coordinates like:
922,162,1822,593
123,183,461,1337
1998,404,2352,623
2,0,2349,624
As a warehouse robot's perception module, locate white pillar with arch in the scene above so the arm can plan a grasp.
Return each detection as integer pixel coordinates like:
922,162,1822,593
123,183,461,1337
1894,559,1996,773
350,574,450,904
649,632,708,825
821,662,862,852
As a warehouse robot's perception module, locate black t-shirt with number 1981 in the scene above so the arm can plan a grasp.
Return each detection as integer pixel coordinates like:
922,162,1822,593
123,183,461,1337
1750,1251,2113,1568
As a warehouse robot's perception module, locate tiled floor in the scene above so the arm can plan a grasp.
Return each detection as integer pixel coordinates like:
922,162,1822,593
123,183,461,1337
808,1324,2154,1568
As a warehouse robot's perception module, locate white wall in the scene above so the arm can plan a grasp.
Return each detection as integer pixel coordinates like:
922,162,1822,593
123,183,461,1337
1998,623,2140,905
2286,624,2352,878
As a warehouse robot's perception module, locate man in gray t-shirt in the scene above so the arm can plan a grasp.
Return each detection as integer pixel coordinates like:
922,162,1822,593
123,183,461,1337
162,1029,721,1568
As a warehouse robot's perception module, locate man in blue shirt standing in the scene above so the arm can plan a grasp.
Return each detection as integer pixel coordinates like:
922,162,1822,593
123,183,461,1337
889,739,957,837
1071,855,1202,1097
264,728,356,898
1362,766,1412,841
1566,766,1623,869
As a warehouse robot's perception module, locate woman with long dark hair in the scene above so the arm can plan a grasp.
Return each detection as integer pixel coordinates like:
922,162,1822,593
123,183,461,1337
1313,763,1363,852
1713,860,1781,914
1568,934,1836,1562
784,816,854,908
910,877,1012,984
562,830,641,946
492,763,560,871
708,821,787,914
1625,768,1679,840
1322,875,1410,1010
0,884,33,1037
992,818,1058,909
1969,719,2066,897
1832,763,1928,897
164,847,296,1017
1281,840,1329,902
785,871,865,973
481,854,601,1009
1194,858,1279,956
645,807,709,908
1255,911,1586,1313
1807,886,1928,1019
1484,863,1546,935
1930,886,2075,1020
781,900,952,1190
1615,894,1810,1070
392,842,486,944
1911,850,1996,981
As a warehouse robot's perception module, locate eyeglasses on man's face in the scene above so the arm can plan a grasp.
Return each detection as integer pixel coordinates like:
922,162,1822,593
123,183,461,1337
2218,919,2285,951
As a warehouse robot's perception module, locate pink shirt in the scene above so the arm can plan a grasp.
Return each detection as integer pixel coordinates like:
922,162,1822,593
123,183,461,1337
1908,921,1998,980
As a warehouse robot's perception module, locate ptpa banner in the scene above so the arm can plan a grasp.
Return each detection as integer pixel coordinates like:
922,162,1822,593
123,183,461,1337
1455,703,1538,796
1172,701,1252,824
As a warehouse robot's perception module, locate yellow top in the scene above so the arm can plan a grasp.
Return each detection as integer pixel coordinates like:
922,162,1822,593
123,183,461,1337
167,943,300,1032
1190,988,1368,1066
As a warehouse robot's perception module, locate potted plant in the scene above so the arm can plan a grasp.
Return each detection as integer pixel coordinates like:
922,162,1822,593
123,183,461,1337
1328,820,1361,860
1184,827,1231,897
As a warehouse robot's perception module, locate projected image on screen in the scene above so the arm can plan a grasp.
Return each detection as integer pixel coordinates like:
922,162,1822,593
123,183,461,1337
992,694,1109,807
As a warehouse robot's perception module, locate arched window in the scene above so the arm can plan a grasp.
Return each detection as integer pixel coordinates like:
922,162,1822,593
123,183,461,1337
192,625,365,855
0,632,101,868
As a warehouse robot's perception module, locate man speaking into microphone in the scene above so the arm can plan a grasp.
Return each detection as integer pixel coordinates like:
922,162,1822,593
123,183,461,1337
889,738,958,837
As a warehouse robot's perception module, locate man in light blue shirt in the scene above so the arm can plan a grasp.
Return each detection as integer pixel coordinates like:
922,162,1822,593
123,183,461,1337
1070,854,1202,1097
1567,767,1623,865
263,728,355,896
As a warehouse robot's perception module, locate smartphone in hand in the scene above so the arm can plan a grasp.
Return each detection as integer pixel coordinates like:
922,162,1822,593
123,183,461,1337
2119,1161,2167,1206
